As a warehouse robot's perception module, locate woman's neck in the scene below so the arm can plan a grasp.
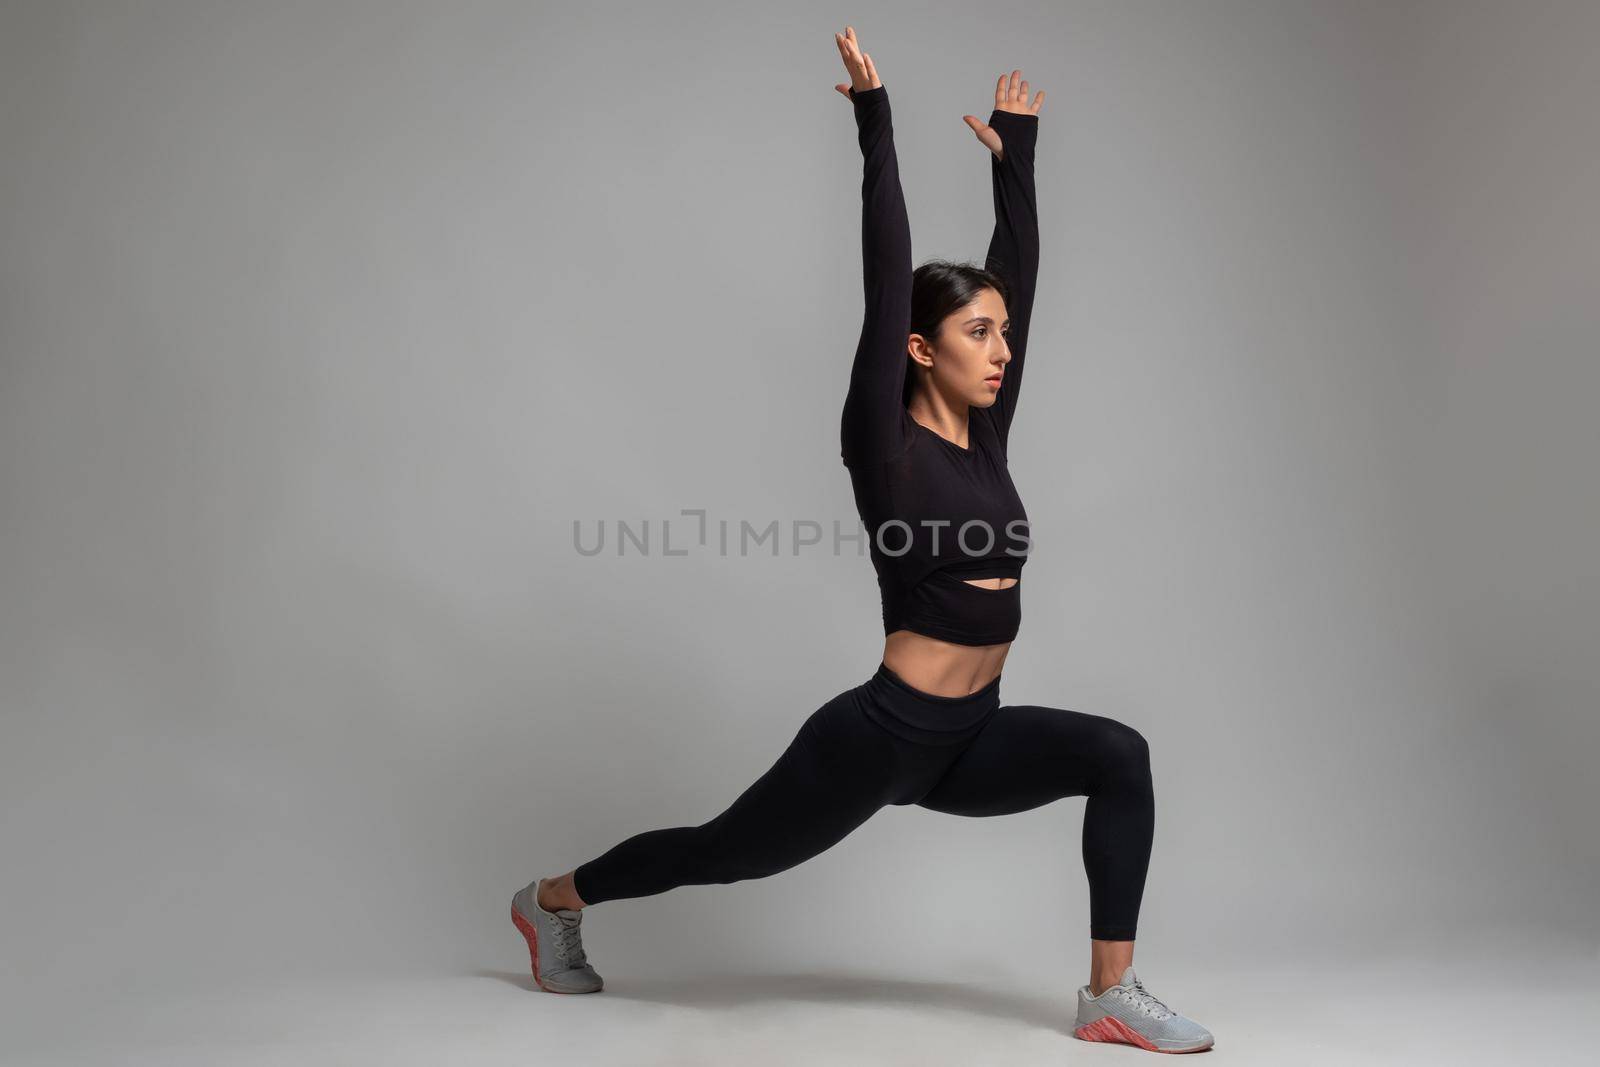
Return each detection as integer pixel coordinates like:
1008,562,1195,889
906,389,970,449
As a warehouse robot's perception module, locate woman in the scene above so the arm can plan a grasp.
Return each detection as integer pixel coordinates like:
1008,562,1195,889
511,26,1214,1054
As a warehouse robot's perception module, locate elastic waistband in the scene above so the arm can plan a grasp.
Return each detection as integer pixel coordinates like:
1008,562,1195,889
858,661,1002,746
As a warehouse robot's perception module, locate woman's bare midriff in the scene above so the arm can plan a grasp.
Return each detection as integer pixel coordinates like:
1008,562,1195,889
881,576,1017,697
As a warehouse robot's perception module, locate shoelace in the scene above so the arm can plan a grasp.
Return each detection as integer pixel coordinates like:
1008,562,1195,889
1116,977,1175,1020
550,914,588,966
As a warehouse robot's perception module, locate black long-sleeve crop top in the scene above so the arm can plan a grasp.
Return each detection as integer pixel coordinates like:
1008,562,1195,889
841,85,1041,646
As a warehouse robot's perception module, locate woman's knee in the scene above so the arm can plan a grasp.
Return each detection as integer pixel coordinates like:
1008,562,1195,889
1095,718,1152,792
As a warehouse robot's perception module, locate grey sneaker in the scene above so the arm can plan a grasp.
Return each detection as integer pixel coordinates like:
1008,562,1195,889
1074,965,1213,1053
511,880,604,993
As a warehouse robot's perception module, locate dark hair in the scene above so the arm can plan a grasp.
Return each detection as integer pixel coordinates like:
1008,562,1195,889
905,259,1010,406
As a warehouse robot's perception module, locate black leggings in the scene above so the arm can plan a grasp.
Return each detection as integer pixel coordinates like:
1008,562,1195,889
572,662,1155,941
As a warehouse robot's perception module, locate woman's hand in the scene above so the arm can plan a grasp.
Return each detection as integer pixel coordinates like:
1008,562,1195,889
963,70,1045,160
833,25,881,98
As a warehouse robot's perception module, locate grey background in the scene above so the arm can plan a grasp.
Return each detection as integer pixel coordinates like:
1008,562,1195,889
3,0,1597,1062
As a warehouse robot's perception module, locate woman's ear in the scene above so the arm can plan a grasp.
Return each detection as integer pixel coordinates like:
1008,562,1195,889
906,333,936,370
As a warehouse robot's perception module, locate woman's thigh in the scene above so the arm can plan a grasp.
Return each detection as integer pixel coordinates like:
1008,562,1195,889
692,688,919,876
911,702,1139,816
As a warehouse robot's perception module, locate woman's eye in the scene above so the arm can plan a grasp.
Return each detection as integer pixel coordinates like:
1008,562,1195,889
974,327,987,338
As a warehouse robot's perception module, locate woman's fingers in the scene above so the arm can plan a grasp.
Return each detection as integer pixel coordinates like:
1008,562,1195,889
833,26,879,94
834,33,861,87
844,25,862,69
835,30,857,72
990,69,1044,114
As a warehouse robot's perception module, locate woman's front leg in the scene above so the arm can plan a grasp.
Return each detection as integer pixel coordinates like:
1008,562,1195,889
912,701,1155,981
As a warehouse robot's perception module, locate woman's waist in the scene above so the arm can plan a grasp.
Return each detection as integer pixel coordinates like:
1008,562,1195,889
880,630,1012,699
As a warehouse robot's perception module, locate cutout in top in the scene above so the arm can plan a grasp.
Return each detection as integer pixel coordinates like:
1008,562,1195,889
962,577,1019,590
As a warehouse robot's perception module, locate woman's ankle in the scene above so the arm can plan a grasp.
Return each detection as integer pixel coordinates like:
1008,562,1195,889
536,874,586,912
1088,937,1135,995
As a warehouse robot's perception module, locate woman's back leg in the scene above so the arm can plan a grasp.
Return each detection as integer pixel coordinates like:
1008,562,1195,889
571,690,910,905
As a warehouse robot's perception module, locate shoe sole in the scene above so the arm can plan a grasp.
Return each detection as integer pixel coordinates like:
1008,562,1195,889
510,900,603,994
1074,1015,1212,1053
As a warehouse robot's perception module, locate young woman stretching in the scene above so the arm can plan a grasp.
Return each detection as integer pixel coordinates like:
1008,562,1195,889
511,27,1214,1054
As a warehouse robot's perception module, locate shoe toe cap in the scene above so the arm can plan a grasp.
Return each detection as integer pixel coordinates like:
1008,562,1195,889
1156,1023,1214,1051
543,966,604,993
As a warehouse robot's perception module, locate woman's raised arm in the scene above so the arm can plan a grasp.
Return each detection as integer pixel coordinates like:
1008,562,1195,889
966,70,1043,455
834,27,913,467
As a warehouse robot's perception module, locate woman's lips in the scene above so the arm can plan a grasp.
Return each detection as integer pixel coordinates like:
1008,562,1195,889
984,374,1003,389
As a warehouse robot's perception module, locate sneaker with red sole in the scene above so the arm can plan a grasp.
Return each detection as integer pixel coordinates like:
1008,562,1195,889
1074,965,1213,1053
511,879,604,993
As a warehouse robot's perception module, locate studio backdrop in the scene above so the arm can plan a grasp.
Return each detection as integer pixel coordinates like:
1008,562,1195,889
2,0,1596,1057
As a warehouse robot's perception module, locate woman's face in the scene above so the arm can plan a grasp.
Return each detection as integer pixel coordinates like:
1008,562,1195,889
909,286,1012,408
